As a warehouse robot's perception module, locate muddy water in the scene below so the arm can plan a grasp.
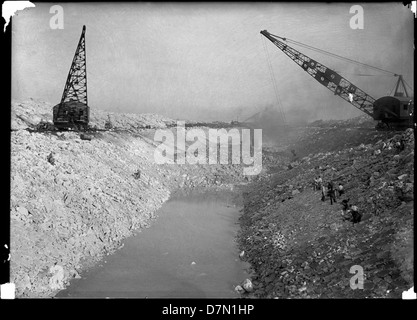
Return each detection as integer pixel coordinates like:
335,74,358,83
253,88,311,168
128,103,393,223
56,190,250,298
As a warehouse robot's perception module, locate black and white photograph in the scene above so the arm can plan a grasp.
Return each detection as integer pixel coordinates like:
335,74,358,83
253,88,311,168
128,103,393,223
3,1,415,305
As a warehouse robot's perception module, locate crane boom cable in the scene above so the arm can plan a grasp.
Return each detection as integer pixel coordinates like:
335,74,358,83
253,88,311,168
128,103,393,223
261,30,375,117
268,32,398,76
337,73,392,77
262,36,287,125
265,38,287,124
287,39,396,76
261,30,413,129
403,79,414,94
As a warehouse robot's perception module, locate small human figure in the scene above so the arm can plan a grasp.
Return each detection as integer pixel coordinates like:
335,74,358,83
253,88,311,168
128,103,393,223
341,202,361,224
395,141,401,152
338,183,344,197
133,169,141,180
341,199,350,214
341,201,352,217
105,114,113,130
47,152,55,165
321,183,327,202
327,181,337,205
317,176,323,190
399,138,405,151
350,205,362,223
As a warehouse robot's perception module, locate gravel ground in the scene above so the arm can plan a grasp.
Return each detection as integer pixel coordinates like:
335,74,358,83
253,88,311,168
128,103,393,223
10,100,247,297
238,121,414,298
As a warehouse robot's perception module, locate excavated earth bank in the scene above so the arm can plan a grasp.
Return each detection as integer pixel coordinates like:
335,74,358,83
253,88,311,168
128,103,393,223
11,101,414,299
10,100,247,297
238,117,414,298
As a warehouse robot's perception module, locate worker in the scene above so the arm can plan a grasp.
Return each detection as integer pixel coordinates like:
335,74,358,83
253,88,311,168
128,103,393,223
338,183,344,197
47,152,55,165
327,181,336,205
321,183,326,202
350,205,362,223
133,169,141,180
340,199,350,218
313,177,318,190
341,199,350,212
342,207,352,221
395,141,401,152
399,137,405,151
341,203,362,224
317,176,323,189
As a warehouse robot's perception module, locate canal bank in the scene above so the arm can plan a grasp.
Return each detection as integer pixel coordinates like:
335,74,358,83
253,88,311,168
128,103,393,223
11,100,250,298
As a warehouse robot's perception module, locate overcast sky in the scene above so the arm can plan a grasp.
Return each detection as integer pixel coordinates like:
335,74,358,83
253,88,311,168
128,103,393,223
12,2,414,122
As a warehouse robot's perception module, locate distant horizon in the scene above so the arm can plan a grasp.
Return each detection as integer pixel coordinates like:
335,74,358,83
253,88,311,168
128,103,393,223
13,97,376,125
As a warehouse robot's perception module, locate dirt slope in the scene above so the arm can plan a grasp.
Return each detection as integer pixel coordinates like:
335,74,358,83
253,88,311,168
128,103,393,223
10,100,245,297
238,121,414,298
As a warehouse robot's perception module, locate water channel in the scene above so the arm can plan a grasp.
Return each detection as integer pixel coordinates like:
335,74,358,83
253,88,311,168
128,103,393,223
56,189,250,298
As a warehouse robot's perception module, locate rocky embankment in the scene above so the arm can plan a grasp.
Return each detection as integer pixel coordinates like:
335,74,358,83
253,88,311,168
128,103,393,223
11,99,177,131
286,114,395,158
10,100,246,297
238,120,414,298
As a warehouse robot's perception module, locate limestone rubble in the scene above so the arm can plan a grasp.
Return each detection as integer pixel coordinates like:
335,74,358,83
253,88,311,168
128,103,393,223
238,120,414,298
10,100,244,297
10,100,415,299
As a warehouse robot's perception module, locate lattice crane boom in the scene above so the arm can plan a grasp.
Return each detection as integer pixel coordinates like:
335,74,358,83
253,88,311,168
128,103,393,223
61,25,87,105
52,25,90,130
260,30,375,117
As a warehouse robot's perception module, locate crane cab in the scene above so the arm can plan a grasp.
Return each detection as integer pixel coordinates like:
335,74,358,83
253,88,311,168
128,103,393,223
373,96,413,128
53,100,90,130
373,75,414,128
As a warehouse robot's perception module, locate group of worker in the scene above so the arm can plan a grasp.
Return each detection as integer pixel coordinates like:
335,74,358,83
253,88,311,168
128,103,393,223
313,176,362,224
313,177,341,203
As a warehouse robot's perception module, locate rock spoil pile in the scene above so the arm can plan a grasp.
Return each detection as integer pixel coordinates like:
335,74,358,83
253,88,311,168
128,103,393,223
10,100,245,297
11,99,176,131
238,121,414,298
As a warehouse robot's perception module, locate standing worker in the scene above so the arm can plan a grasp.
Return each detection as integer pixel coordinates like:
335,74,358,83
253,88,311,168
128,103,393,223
327,181,337,205
321,183,327,202
317,176,323,191
338,183,344,198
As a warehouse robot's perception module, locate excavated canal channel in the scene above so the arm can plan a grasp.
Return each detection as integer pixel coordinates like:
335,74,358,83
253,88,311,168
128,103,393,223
56,189,250,298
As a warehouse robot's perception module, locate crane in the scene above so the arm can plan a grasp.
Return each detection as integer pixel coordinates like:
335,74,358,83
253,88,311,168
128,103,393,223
260,30,414,129
52,25,90,130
